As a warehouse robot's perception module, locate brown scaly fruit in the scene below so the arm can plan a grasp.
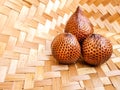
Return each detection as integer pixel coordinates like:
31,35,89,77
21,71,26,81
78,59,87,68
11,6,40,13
51,33,81,64
81,34,113,66
65,6,94,43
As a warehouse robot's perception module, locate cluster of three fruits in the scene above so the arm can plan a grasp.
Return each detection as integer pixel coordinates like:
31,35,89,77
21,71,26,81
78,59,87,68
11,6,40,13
51,6,112,66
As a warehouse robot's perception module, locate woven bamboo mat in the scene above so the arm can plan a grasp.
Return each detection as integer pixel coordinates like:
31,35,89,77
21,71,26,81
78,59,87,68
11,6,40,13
0,0,120,90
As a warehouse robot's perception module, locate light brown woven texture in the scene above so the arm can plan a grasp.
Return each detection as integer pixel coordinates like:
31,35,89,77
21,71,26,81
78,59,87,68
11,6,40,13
0,0,120,90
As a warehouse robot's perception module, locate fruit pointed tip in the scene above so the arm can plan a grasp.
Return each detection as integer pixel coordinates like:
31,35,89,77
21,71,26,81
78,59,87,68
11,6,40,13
76,6,80,10
76,6,83,14
76,6,80,12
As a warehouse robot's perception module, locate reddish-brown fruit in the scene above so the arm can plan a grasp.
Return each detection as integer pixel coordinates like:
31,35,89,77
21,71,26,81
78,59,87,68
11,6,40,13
51,33,81,64
81,34,113,66
65,6,93,43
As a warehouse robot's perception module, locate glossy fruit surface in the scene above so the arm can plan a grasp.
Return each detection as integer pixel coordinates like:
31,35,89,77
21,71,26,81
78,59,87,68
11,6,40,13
51,33,81,64
81,34,113,66
65,6,93,43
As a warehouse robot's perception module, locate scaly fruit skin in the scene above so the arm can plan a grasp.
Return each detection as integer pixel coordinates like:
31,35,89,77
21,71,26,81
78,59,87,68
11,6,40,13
81,34,113,66
65,6,93,43
51,33,81,64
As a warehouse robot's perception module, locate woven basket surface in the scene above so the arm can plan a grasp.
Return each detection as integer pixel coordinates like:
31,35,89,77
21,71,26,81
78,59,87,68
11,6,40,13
0,0,120,90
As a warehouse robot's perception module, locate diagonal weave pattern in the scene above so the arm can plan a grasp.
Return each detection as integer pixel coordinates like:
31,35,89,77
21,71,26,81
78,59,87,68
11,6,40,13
0,0,120,90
